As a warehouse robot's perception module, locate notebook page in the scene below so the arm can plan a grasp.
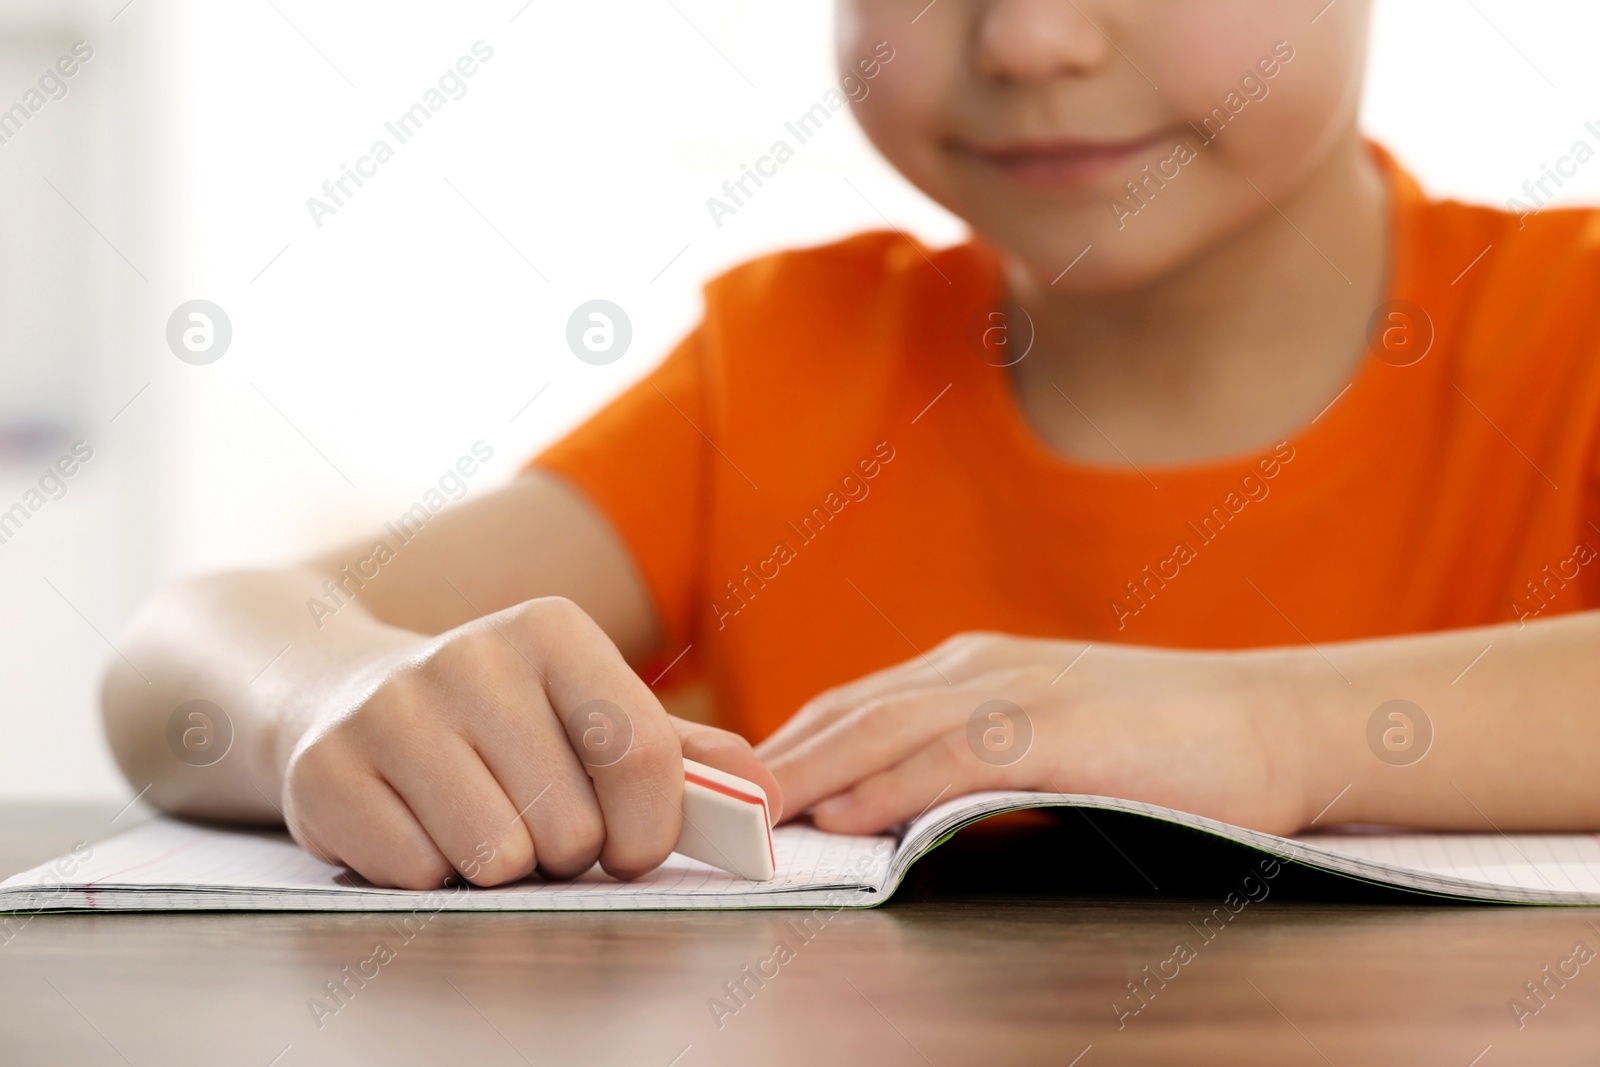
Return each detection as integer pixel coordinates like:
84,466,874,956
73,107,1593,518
15,796,1600,910
0,818,897,912
890,791,1600,904
1295,831,1600,898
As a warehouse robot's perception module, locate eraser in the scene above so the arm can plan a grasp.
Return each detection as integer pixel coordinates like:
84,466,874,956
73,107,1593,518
674,759,776,881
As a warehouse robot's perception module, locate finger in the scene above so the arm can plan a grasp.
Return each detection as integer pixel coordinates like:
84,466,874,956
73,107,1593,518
289,769,454,890
756,656,943,762
767,686,980,818
514,597,684,879
757,634,1047,762
463,680,606,880
811,728,1017,835
673,718,783,825
381,732,537,887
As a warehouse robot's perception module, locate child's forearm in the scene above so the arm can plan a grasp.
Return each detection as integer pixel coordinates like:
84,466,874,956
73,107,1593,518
101,473,665,827
101,568,424,824
1283,610,1600,831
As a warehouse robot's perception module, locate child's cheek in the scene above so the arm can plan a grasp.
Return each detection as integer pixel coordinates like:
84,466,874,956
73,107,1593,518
838,0,959,125
1146,0,1317,111
848,53,956,192
1198,35,1364,196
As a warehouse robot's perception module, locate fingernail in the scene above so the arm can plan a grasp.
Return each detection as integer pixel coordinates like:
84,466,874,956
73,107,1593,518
815,795,852,819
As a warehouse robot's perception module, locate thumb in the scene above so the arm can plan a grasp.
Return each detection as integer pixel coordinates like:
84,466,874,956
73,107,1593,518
670,718,784,826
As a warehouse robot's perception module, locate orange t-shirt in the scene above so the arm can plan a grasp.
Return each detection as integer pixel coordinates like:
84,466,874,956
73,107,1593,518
535,149,1600,743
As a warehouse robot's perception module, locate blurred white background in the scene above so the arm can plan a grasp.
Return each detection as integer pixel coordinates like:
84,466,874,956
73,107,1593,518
0,0,1596,800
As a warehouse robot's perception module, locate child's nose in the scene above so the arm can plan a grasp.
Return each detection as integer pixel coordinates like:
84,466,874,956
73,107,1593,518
976,0,1113,83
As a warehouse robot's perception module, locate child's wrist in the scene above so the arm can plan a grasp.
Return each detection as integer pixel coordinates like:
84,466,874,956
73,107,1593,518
1231,645,1349,833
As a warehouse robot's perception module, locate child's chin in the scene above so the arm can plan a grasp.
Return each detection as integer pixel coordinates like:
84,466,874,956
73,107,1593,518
999,229,1204,295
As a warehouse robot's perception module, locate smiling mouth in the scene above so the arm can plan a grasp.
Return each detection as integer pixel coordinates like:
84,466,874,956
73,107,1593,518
960,132,1171,188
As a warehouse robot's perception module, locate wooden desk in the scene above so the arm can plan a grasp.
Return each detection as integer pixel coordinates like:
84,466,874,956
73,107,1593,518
3,803,1598,1066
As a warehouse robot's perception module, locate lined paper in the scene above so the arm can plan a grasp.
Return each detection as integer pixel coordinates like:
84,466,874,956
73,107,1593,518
0,818,895,912
8,793,1600,911
890,792,1600,906
1293,831,1600,898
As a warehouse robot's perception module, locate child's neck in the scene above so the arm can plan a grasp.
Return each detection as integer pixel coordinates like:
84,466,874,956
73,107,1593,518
1005,130,1389,469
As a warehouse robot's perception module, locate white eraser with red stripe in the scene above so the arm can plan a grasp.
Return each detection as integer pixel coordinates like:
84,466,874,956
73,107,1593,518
675,758,776,881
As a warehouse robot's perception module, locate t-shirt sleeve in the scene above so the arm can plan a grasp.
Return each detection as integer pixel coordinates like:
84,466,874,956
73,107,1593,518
530,330,708,655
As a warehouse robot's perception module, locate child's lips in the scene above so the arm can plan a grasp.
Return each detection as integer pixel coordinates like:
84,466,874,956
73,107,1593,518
964,133,1167,188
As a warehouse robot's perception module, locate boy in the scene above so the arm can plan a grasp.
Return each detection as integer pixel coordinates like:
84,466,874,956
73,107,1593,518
104,0,1600,890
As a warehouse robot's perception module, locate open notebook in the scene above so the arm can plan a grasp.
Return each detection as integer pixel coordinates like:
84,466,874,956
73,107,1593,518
6,791,1600,912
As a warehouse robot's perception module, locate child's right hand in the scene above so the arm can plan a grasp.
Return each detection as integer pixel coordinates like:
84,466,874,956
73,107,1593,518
279,596,780,890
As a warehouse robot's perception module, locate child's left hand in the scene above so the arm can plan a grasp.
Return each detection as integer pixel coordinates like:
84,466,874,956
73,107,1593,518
756,634,1314,837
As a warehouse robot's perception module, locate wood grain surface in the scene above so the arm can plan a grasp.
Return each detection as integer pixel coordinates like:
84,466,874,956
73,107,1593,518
3,803,1598,1066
